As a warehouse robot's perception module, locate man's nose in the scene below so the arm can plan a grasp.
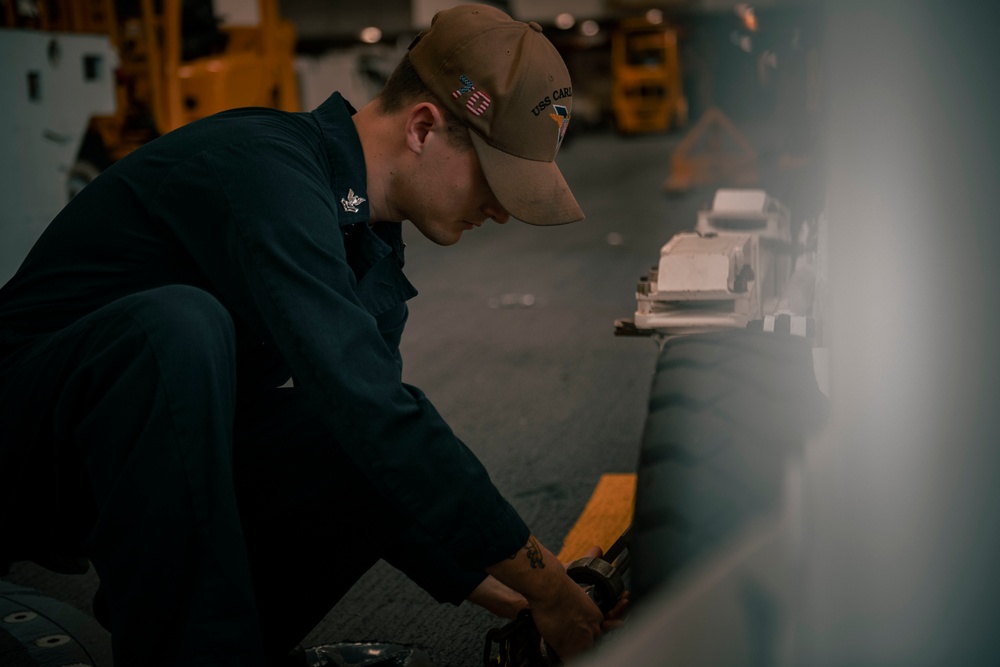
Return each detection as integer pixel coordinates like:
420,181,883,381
484,200,510,225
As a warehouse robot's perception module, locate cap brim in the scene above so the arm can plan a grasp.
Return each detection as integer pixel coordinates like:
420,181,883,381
470,132,584,226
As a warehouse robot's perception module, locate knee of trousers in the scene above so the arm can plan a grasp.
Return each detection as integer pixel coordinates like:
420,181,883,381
107,285,236,400
59,285,240,428
115,285,237,370
62,286,241,511
4,284,238,415
0,286,240,551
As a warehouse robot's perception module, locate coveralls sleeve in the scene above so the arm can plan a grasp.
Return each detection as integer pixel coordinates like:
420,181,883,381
152,138,529,570
384,521,488,605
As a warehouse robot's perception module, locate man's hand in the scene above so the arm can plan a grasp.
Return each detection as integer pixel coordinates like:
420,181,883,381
484,535,604,661
469,546,628,631
467,574,529,620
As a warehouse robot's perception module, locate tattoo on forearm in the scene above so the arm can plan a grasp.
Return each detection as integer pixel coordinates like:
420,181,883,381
508,536,546,569
525,537,544,568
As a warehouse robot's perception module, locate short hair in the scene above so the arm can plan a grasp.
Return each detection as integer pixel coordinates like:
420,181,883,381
377,53,473,151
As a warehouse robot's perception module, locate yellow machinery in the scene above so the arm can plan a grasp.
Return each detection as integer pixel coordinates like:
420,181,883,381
610,17,687,134
2,0,299,165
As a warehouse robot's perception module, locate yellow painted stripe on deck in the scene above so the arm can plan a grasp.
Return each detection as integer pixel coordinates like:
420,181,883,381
557,473,636,563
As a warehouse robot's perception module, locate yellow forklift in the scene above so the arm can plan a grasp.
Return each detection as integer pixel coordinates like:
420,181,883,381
610,17,687,134
2,0,299,188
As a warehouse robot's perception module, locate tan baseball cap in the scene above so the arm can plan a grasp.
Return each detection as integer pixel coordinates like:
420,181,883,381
408,4,584,226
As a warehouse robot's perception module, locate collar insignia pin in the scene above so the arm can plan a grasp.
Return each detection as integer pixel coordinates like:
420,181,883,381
341,189,366,213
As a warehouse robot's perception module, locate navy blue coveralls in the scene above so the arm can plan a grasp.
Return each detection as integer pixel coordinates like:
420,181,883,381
0,93,530,666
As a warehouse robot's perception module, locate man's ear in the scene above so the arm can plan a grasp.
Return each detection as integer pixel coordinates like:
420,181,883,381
404,102,446,155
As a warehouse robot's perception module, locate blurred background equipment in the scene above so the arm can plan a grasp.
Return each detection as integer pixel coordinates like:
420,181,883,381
662,106,759,193
0,13,115,284
47,0,297,178
620,188,797,335
610,15,687,135
0,0,299,283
